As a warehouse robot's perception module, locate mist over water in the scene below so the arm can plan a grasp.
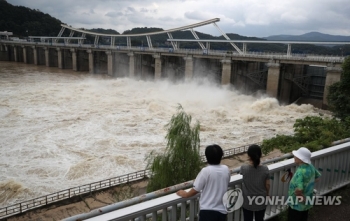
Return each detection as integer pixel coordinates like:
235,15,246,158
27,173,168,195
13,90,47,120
0,61,327,207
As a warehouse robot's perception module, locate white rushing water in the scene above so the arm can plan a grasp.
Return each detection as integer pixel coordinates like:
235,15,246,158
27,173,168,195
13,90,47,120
0,61,327,207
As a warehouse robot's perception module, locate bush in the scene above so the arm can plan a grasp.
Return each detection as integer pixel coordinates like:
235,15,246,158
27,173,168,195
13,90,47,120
262,116,350,154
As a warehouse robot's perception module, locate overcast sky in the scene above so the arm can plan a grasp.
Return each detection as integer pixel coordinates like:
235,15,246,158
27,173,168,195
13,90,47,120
7,0,350,37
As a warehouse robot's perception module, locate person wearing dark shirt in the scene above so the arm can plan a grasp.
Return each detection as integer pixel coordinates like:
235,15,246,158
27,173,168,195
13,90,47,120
240,144,270,221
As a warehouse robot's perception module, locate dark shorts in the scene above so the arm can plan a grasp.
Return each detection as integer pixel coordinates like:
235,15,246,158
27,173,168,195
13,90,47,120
288,207,309,221
199,210,227,221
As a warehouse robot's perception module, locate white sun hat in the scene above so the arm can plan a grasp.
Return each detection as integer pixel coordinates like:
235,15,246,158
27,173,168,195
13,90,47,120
292,147,312,164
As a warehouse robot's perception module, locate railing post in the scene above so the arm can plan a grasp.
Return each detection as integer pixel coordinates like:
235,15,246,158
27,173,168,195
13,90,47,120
162,208,167,221
171,205,177,220
181,202,186,220
189,199,196,221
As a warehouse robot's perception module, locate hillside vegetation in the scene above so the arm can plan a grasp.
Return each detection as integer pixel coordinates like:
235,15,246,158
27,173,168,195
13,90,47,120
0,0,62,37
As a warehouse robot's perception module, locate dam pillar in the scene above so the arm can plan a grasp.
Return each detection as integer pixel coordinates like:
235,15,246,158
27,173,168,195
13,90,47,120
153,54,162,80
106,51,114,76
87,49,94,74
13,45,18,62
22,46,27,63
71,49,77,71
44,47,50,67
57,48,63,69
32,46,38,65
184,56,193,81
128,52,135,78
266,61,281,98
221,59,232,85
323,65,342,108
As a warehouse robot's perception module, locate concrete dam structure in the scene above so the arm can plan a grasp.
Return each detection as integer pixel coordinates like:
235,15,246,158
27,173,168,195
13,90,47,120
0,18,346,108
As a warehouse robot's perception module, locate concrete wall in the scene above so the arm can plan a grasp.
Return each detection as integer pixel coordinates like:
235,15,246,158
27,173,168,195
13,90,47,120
131,54,155,80
193,58,221,84
162,56,185,82
26,47,34,64
94,51,108,75
231,61,265,93
0,44,10,61
49,48,58,67
279,64,306,104
114,53,129,77
15,46,23,62
37,47,46,65
63,49,72,69
77,50,89,71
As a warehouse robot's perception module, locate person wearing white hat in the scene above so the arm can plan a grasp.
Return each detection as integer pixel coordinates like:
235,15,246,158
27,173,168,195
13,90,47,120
287,147,321,221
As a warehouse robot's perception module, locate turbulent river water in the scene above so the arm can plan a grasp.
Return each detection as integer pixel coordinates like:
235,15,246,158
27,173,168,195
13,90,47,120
0,61,327,207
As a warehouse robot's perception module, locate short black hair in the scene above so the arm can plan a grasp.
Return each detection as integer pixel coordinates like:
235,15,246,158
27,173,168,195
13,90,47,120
205,144,223,165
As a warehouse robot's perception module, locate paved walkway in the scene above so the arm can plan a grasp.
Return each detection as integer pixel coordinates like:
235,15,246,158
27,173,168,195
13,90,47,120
308,185,350,221
270,185,350,221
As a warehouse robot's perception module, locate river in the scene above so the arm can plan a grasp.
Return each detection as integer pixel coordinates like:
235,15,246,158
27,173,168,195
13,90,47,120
0,61,327,207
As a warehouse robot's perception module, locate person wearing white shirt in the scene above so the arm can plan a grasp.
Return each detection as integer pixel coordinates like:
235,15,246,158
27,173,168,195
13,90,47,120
177,144,231,221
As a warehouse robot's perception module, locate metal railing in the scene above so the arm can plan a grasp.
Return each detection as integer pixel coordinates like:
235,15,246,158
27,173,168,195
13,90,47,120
65,141,350,221
0,170,151,219
0,143,256,219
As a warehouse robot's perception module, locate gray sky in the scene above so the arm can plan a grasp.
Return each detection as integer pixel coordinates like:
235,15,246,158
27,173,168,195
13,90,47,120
7,0,350,37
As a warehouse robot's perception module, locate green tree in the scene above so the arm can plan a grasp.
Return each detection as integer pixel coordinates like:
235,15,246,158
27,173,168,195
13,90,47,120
327,56,350,121
146,105,203,192
262,116,350,154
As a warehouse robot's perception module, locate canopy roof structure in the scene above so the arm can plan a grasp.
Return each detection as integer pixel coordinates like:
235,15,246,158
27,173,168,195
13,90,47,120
57,18,243,53
51,18,350,54
60,18,220,37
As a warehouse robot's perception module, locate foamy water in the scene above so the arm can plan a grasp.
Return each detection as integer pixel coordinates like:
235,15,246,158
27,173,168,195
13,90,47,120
0,61,326,207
